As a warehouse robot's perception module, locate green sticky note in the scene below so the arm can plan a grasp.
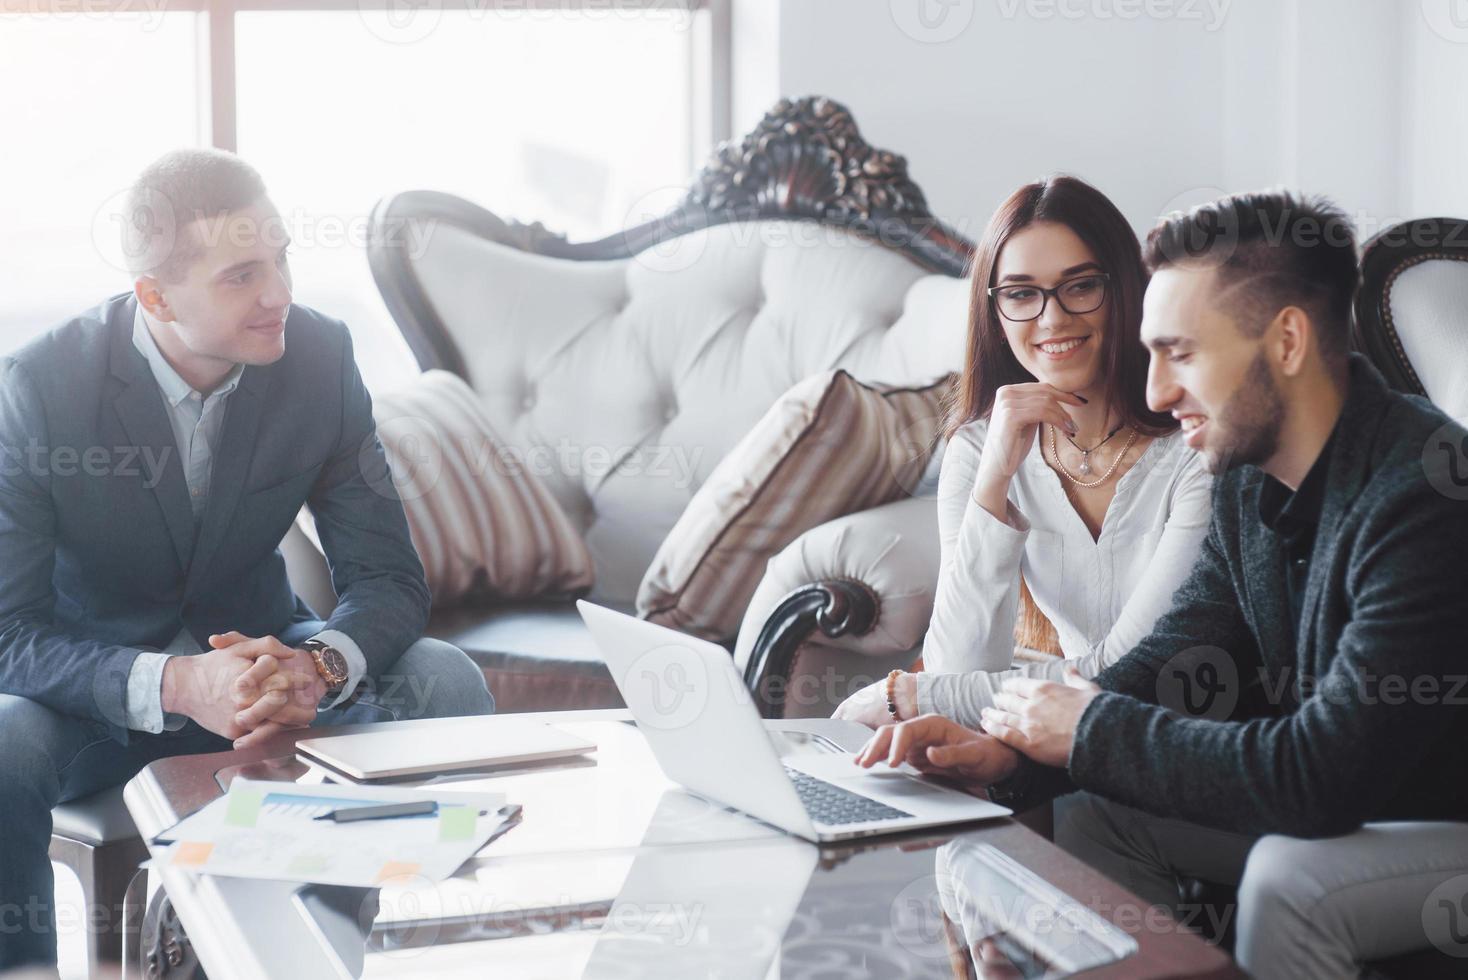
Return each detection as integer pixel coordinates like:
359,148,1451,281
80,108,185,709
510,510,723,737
438,805,476,842
288,853,331,874
225,790,264,828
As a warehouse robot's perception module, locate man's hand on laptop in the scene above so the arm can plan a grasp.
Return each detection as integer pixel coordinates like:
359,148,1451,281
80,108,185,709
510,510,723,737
853,714,1020,794
159,633,325,746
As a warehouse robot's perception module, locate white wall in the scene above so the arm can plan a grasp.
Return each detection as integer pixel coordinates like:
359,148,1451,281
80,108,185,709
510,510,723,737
732,0,782,136
1402,0,1468,220
1287,0,1405,239
734,0,1428,241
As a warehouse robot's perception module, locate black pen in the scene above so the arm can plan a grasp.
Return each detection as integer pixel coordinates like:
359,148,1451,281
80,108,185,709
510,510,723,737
313,800,439,823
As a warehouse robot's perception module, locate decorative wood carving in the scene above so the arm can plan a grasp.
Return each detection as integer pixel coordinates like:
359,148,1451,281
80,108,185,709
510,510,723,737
690,97,929,223
656,95,973,276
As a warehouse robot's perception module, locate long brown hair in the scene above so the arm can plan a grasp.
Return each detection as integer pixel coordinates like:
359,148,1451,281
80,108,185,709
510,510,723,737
948,176,1175,656
945,175,1175,439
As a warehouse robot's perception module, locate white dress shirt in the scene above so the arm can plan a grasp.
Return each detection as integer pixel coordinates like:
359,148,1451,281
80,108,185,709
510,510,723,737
124,308,366,733
917,419,1212,727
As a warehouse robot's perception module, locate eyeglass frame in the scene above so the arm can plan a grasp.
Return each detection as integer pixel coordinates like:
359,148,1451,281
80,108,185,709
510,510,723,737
986,272,1112,322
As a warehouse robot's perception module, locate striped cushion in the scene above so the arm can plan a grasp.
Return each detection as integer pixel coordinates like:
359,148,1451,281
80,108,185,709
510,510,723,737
371,370,594,605
638,370,953,641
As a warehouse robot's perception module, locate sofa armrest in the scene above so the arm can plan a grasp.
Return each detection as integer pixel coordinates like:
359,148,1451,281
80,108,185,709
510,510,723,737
734,495,939,717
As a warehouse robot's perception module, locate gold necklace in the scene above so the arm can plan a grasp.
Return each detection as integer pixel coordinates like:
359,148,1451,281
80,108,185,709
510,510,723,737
1049,424,1137,488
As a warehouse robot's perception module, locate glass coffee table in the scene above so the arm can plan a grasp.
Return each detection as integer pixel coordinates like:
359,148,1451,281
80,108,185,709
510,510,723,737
124,710,1240,978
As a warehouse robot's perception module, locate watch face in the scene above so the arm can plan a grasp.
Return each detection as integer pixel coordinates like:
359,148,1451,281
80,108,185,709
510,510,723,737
310,644,348,684
322,649,348,677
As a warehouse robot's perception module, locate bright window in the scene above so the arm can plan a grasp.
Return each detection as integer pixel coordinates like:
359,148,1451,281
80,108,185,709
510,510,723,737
4,5,707,395
235,9,696,389
0,15,202,353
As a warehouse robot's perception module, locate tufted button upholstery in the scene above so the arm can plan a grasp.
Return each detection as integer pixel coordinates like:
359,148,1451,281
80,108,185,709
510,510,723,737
408,220,970,604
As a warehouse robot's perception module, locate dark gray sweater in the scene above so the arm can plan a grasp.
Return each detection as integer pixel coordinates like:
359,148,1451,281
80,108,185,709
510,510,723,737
1007,355,1468,838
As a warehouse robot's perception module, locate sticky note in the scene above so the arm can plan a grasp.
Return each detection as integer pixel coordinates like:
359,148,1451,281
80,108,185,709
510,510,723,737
173,842,214,867
373,861,421,884
288,853,331,875
225,790,264,828
438,805,476,842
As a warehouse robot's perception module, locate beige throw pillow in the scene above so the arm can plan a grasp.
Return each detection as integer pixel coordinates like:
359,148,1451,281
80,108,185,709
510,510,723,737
637,370,952,641
370,370,594,605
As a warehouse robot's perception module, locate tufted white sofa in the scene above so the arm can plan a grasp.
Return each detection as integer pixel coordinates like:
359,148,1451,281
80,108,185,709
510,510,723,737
404,217,965,600
285,97,975,716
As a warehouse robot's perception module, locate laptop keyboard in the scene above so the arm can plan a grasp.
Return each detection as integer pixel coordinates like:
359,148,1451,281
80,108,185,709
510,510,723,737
785,767,913,825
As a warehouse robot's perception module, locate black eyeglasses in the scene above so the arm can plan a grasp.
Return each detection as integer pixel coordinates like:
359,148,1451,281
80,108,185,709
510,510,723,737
987,272,1111,322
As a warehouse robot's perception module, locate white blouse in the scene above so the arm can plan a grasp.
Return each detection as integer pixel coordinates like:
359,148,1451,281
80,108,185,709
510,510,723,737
917,419,1212,727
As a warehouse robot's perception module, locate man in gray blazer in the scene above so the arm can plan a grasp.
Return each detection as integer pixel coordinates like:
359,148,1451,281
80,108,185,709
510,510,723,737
857,192,1468,976
0,148,493,968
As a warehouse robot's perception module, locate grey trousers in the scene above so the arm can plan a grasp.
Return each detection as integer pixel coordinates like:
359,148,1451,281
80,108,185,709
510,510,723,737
1054,792,1468,979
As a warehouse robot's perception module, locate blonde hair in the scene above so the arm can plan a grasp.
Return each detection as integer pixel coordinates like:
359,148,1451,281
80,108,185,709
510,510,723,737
121,148,267,282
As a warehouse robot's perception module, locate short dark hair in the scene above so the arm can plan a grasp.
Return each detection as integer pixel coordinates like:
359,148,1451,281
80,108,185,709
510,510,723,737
1144,190,1359,361
121,148,268,283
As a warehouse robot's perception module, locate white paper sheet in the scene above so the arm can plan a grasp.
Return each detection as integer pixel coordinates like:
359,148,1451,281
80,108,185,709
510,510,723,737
153,777,514,886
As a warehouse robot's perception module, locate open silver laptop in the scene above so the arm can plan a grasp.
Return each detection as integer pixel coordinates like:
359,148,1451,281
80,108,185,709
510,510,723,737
577,601,1010,843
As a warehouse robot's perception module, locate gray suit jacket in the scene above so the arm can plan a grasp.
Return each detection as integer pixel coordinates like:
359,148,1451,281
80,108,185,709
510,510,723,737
1008,355,1468,837
0,293,429,743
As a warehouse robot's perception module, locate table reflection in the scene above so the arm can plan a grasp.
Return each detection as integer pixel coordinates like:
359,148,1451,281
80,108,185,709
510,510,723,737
293,789,1100,979
218,718,1135,978
934,838,1140,979
294,825,1145,978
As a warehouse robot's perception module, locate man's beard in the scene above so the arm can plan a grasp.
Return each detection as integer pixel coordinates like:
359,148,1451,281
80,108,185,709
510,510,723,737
1205,350,1283,474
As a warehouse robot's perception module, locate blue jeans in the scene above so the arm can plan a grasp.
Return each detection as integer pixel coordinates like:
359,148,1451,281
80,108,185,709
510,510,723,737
0,627,493,968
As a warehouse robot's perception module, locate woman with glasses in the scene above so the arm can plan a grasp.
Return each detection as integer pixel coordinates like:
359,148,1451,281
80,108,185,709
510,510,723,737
835,175,1211,728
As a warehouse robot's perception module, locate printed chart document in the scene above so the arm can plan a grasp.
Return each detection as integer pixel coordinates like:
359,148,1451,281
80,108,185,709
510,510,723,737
152,778,516,886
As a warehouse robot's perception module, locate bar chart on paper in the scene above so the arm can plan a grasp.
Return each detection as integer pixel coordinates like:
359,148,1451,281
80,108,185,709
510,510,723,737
152,778,515,887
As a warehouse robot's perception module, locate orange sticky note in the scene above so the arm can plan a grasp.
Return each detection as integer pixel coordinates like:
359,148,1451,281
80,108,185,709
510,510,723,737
373,861,421,884
173,842,214,867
